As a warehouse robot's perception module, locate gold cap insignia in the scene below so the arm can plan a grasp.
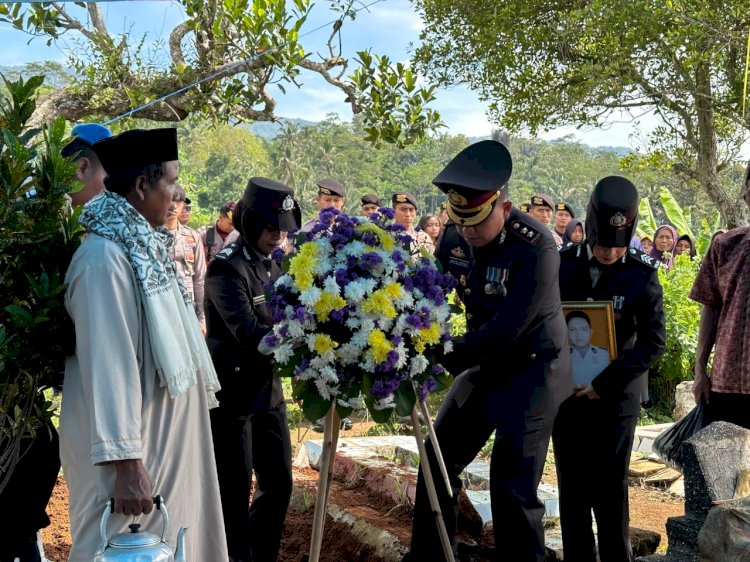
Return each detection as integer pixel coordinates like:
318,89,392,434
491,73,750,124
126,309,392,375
451,246,467,259
448,191,468,206
319,187,332,195
557,203,566,210
395,194,408,203
532,196,544,205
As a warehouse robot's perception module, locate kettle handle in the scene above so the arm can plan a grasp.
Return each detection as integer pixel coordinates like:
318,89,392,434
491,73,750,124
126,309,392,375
97,496,171,554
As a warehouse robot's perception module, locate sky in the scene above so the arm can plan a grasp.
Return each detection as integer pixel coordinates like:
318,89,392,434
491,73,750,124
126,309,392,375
0,0,656,149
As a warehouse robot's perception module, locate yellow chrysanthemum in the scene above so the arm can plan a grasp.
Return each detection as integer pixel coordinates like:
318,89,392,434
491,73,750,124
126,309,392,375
312,334,339,355
368,329,392,363
288,248,317,290
313,292,347,322
379,232,396,251
384,283,403,300
361,289,396,318
418,323,442,346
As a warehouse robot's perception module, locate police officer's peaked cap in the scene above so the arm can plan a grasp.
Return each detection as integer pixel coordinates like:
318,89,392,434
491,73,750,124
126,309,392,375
61,123,112,158
392,192,418,209
530,193,555,210
94,128,178,176
432,140,512,227
316,178,346,197
586,176,639,248
556,202,575,218
242,177,301,232
361,193,381,206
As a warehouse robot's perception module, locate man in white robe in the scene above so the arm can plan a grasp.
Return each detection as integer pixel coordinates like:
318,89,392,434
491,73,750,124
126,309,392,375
60,128,228,561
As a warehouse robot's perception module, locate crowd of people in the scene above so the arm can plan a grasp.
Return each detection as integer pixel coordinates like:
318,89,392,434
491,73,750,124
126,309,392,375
3,122,748,562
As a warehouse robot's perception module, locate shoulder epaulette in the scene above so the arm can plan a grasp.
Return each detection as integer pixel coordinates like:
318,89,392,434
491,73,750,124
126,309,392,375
508,219,542,245
626,247,660,270
215,242,240,261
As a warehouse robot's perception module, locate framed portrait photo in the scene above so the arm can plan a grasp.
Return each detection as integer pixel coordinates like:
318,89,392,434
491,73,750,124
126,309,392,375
562,301,617,387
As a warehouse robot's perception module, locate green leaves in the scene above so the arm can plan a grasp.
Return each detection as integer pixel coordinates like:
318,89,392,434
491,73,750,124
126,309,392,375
349,50,443,148
659,187,694,241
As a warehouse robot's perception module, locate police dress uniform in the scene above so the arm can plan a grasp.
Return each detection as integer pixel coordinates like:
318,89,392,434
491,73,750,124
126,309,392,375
553,176,666,562
205,177,301,562
434,219,471,301
406,141,572,562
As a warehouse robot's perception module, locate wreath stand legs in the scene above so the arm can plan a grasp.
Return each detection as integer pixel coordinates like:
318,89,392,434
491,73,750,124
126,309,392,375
308,402,454,562
308,406,340,562
411,403,456,562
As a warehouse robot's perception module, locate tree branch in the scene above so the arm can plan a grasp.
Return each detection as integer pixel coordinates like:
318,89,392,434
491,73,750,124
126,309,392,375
298,57,361,114
169,21,191,67
233,85,277,122
86,4,106,34
50,2,98,42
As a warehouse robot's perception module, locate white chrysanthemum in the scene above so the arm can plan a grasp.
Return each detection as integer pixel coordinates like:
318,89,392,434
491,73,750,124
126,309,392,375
342,240,367,257
286,319,306,339
297,366,318,381
319,366,339,384
337,343,362,365
410,354,429,376
394,342,408,370
371,396,396,410
300,286,323,307
349,329,370,349
345,316,362,330
443,340,454,354
273,344,294,364
337,396,364,409
323,275,341,295
359,317,375,334
314,377,333,401
275,274,294,289
309,354,336,370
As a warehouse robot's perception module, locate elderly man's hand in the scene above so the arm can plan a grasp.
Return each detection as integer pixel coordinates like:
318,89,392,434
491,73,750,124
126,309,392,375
113,459,154,516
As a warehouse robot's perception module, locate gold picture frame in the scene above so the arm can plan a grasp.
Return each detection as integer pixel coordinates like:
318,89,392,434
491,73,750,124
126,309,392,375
562,301,617,387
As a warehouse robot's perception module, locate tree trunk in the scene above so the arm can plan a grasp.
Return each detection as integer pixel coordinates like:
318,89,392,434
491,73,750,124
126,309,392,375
694,60,748,229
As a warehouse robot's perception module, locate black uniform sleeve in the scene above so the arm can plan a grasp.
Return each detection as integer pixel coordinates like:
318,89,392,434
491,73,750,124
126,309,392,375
591,269,666,399
205,259,271,349
455,241,560,362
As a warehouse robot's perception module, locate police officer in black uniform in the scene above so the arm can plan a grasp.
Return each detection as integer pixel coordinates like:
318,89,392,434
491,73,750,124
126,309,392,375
434,217,472,301
554,176,666,562
205,177,301,562
405,140,572,562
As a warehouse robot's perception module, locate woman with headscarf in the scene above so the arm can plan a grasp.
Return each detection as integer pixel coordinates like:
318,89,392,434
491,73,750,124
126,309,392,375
564,218,585,245
674,234,697,260
205,177,301,562
650,224,678,269
640,235,653,255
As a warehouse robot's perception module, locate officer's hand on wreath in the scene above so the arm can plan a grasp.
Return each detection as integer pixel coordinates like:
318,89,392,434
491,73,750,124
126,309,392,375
113,459,154,516
574,384,600,400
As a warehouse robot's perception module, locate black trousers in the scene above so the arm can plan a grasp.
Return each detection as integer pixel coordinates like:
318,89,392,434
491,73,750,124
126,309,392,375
552,396,637,562
409,368,558,562
0,421,59,562
704,391,750,430
211,405,293,562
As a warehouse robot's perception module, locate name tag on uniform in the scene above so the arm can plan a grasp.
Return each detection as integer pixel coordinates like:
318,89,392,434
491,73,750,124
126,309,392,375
252,295,266,306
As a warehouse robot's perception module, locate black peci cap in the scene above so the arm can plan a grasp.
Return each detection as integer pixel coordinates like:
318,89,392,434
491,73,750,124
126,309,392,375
585,176,639,248
241,177,301,232
94,128,178,176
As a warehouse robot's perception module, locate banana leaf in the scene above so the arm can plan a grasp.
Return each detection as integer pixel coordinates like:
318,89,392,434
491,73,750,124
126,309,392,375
659,186,694,240
637,197,657,238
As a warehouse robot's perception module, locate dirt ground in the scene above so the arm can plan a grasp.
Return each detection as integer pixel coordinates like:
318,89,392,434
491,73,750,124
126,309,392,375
40,422,683,561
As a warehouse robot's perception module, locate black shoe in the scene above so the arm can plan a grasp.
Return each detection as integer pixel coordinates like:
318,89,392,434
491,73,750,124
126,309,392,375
340,417,353,430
